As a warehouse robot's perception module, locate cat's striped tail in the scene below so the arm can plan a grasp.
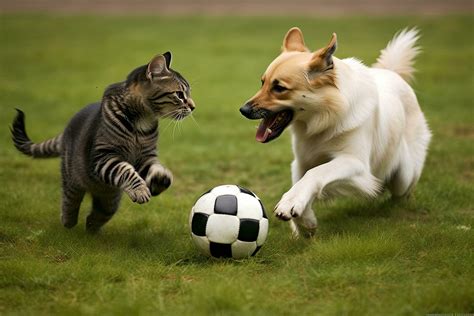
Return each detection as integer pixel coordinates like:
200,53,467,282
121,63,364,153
11,109,62,158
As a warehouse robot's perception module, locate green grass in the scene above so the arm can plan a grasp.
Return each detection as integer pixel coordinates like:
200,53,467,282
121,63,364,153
1,14,473,315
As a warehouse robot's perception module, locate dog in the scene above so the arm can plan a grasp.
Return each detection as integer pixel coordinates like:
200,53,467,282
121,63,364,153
240,27,431,237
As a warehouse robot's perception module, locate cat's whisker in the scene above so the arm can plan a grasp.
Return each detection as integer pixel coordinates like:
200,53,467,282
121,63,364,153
175,119,182,136
172,119,179,140
161,119,175,134
189,113,200,129
160,109,186,134
176,112,184,134
178,115,185,134
161,112,180,132
161,109,182,120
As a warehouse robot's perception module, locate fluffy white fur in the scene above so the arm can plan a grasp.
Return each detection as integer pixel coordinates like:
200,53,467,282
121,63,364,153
272,28,431,237
373,28,421,82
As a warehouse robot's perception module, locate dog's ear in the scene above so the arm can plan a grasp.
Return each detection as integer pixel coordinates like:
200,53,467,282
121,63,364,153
282,27,309,52
308,33,337,72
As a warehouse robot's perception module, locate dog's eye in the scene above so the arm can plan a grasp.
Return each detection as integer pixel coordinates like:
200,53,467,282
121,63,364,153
272,84,288,93
261,79,265,86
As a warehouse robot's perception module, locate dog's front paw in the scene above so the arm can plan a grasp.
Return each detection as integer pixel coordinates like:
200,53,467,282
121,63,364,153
125,182,151,204
274,190,310,221
146,165,173,196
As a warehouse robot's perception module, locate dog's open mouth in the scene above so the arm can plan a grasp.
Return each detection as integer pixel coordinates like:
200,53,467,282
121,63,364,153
256,110,293,143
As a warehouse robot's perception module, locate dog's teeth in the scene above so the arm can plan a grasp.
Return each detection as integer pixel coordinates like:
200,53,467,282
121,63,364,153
266,128,272,134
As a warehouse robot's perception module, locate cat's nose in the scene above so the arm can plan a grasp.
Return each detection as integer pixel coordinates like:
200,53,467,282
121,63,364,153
187,99,195,112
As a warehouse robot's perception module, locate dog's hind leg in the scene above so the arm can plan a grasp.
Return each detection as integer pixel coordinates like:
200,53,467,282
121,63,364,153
388,141,418,199
389,124,431,198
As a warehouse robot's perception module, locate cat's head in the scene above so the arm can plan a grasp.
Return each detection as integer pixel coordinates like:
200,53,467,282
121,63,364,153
127,52,195,120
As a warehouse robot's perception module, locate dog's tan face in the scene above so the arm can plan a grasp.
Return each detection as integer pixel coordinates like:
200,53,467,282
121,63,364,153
240,27,341,142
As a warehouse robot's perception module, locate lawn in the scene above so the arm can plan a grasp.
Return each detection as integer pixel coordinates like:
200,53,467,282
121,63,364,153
0,14,473,315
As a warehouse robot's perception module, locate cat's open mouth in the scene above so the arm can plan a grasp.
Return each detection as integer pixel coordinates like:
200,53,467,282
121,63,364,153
256,109,293,143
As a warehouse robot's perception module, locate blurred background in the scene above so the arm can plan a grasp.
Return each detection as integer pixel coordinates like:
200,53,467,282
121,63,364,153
1,0,472,15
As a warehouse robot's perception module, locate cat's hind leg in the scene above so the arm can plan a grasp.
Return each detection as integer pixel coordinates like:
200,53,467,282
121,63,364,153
61,183,85,228
86,190,122,233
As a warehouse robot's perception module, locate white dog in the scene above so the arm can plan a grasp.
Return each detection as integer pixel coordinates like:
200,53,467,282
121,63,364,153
240,27,431,237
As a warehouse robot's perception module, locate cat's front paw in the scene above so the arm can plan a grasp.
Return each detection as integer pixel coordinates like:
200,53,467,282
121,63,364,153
125,183,151,204
146,164,173,196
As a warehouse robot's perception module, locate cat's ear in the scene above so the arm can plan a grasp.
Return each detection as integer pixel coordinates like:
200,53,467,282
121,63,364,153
163,51,172,68
146,54,170,80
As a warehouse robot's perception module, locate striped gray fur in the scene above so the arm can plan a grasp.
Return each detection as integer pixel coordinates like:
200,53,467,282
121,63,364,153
11,109,63,158
11,52,195,232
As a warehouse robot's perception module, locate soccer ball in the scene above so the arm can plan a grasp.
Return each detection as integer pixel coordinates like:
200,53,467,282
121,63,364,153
189,185,268,259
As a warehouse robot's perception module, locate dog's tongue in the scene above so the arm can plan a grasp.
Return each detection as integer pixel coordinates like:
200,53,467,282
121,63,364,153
256,115,275,143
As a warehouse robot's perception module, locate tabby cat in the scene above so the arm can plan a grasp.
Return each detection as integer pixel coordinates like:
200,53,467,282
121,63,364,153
11,52,195,232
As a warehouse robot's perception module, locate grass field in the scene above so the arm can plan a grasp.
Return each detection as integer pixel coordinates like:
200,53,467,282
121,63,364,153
0,14,473,315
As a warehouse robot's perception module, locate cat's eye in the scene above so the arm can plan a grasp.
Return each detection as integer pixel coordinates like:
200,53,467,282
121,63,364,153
176,91,186,101
272,84,288,93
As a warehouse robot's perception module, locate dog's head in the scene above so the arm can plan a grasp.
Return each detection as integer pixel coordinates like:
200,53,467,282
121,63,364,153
240,27,343,143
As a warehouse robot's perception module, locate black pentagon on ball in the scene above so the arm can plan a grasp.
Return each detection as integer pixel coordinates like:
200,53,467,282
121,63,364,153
191,212,209,237
238,219,260,242
259,199,268,219
210,242,233,258
214,194,238,215
238,185,256,197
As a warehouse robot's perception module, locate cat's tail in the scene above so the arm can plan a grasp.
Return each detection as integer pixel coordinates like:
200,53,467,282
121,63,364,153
11,109,62,158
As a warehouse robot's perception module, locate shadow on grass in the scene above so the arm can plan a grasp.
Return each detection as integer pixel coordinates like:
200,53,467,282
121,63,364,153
33,194,432,267
40,219,286,267
317,193,432,237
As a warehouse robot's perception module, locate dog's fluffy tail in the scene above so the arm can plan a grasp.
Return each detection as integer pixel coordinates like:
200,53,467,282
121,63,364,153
373,28,421,82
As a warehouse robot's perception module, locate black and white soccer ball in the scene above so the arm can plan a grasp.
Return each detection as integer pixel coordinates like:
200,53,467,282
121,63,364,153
189,185,268,259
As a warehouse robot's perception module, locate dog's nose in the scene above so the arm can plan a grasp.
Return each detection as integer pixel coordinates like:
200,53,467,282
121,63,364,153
240,102,254,119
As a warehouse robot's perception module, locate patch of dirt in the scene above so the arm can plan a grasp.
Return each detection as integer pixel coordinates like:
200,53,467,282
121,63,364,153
51,254,71,263
0,0,472,15
452,125,474,140
460,157,474,183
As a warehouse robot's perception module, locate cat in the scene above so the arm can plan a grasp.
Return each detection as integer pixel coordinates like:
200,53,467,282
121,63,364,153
11,52,195,232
